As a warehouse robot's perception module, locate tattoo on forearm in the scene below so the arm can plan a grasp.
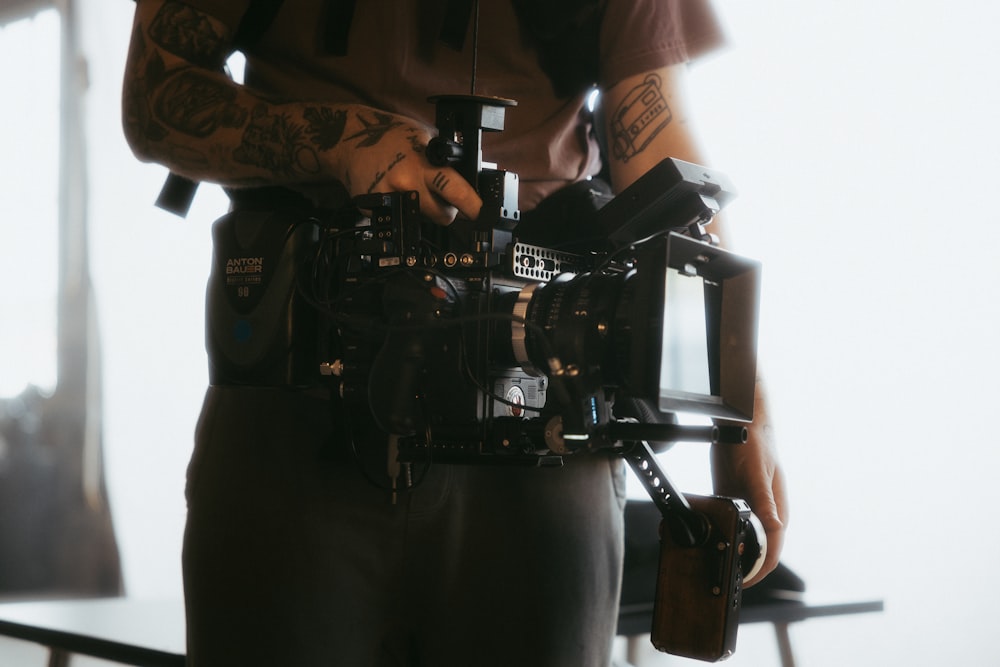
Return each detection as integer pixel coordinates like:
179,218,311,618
154,69,248,137
123,28,170,145
367,152,407,193
304,106,348,150
163,142,212,170
609,73,673,163
346,111,404,147
148,2,228,68
233,105,321,177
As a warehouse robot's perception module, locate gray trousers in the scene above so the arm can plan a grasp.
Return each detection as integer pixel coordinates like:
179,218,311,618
182,386,626,666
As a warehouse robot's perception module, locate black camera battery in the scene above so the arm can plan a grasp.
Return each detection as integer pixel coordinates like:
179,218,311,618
205,209,322,387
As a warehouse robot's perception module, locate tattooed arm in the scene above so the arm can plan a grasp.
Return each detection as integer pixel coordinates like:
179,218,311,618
601,65,789,585
122,0,480,225
601,66,704,193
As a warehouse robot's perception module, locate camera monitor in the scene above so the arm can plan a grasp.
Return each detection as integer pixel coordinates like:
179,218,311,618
652,232,760,422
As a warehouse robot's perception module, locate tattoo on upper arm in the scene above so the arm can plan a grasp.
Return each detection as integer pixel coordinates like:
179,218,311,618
609,73,673,163
148,2,230,67
154,69,248,138
234,105,321,177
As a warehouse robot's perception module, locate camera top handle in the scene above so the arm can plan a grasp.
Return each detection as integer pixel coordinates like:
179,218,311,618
426,95,521,231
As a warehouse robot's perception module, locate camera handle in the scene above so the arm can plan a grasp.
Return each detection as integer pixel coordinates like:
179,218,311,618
621,439,710,548
425,94,515,181
425,95,520,232
610,420,747,546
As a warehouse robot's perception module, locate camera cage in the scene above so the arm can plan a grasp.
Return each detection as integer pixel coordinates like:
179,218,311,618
314,95,760,456
323,95,765,661
204,94,765,662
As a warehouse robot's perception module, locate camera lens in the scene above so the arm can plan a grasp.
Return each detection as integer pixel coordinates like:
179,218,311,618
509,269,650,395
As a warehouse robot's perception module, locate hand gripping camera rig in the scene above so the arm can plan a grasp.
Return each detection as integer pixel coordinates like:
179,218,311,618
205,94,765,661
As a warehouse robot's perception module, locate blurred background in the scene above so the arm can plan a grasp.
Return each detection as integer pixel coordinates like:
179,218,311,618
2,0,999,665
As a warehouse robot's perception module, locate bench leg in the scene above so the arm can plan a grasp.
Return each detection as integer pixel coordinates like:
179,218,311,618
774,622,796,667
625,635,643,665
48,647,71,667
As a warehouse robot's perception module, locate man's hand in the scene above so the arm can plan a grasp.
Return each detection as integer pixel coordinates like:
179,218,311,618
123,0,481,226
333,110,482,226
711,383,788,586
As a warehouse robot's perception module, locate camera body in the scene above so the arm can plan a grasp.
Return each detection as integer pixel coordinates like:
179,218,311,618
319,185,607,461
207,95,759,462
652,494,761,662
317,175,745,463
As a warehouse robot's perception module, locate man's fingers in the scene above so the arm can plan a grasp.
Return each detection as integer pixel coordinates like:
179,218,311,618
745,468,788,587
425,167,482,223
421,196,460,226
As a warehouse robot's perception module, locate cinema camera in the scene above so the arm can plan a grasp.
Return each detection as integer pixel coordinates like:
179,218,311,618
205,95,765,661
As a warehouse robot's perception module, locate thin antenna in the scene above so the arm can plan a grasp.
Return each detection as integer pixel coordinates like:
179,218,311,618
470,0,480,94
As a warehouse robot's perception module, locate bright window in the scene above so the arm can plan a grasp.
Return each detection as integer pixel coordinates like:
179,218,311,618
0,8,60,398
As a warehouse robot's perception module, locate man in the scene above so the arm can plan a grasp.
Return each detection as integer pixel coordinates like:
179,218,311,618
123,1,787,665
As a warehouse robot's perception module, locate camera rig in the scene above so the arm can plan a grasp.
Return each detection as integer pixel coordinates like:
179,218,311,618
205,94,765,661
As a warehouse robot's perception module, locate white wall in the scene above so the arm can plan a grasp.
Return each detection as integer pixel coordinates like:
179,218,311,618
75,1,1000,665
83,0,218,601
674,2,1000,665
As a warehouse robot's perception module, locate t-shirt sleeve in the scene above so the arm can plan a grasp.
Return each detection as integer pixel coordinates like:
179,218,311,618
170,0,255,40
599,0,726,88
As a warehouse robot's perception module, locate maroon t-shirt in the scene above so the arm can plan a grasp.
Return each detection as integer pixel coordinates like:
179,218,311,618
187,0,724,208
